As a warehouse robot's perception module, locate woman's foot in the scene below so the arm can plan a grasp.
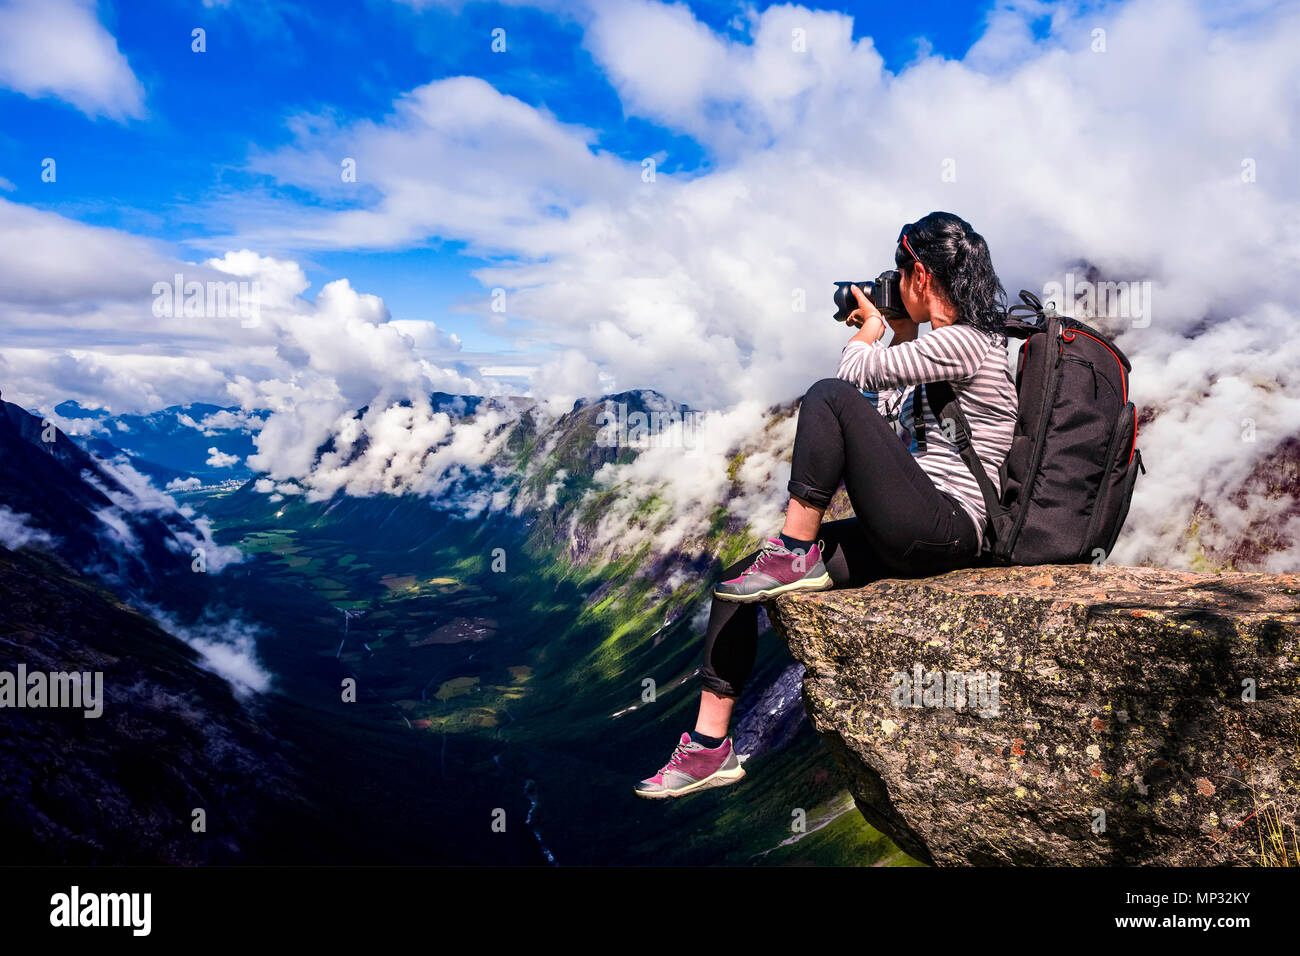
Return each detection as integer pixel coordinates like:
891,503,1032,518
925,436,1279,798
713,537,832,602
634,732,746,799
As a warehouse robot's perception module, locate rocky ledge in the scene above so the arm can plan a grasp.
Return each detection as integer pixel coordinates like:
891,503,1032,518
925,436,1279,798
766,565,1299,866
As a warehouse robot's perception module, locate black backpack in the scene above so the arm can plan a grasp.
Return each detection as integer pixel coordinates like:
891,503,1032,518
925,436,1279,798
925,290,1145,565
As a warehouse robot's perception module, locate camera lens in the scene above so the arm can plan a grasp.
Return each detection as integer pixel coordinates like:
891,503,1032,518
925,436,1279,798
833,281,873,321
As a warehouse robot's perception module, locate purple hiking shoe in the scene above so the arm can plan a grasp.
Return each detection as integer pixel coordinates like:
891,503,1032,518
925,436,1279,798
713,537,832,603
635,732,746,800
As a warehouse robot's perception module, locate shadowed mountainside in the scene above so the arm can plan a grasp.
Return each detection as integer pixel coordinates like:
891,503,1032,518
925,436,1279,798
0,547,312,864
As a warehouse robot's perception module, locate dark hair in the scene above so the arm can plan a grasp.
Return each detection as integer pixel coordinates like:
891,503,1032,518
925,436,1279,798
894,211,1006,336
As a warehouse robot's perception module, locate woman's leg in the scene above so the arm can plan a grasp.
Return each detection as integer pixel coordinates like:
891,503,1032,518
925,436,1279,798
695,689,738,739
787,378,980,571
716,377,950,603
705,378,977,712
638,380,977,798
780,495,824,541
697,516,887,730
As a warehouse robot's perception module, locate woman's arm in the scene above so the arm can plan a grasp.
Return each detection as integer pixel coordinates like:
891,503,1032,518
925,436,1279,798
846,313,887,347
837,325,989,391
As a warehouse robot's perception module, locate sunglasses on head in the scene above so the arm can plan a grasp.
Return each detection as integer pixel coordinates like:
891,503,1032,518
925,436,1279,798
897,223,922,268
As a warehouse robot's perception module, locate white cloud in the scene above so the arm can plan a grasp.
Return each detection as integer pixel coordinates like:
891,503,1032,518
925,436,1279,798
388,318,462,357
145,609,272,696
478,364,538,378
581,0,884,157
583,401,795,559
531,349,603,414
232,76,627,255
0,505,56,550
86,454,245,572
0,203,482,432
205,447,240,468
250,398,516,508
0,0,145,120
0,197,176,310
180,408,266,435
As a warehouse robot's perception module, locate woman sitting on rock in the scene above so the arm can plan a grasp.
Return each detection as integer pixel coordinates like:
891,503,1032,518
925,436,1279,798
636,211,1020,799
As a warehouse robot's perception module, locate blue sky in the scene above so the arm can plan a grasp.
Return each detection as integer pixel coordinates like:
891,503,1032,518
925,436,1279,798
1,0,1004,353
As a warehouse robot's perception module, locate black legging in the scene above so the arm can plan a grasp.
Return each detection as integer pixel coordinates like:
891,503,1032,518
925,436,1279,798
701,377,981,698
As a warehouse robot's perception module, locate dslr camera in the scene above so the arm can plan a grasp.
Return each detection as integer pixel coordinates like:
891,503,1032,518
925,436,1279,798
832,271,910,323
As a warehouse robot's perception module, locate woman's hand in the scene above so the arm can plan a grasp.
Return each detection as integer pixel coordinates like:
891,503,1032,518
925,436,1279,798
846,284,887,343
847,283,917,345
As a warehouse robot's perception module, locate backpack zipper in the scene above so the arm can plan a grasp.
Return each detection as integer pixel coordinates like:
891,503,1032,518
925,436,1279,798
1063,355,1099,398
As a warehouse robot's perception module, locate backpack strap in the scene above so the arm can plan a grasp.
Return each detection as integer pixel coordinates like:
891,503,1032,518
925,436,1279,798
913,384,927,452
1005,289,1051,340
923,380,1004,541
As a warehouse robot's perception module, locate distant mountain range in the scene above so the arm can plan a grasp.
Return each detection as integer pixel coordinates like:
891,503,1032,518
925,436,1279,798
50,400,260,486
0,398,222,608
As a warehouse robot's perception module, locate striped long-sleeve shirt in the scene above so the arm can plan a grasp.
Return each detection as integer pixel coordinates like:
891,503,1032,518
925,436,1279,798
836,323,1018,549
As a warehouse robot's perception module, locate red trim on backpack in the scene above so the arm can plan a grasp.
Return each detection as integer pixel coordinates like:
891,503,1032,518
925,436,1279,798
1064,328,1128,404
